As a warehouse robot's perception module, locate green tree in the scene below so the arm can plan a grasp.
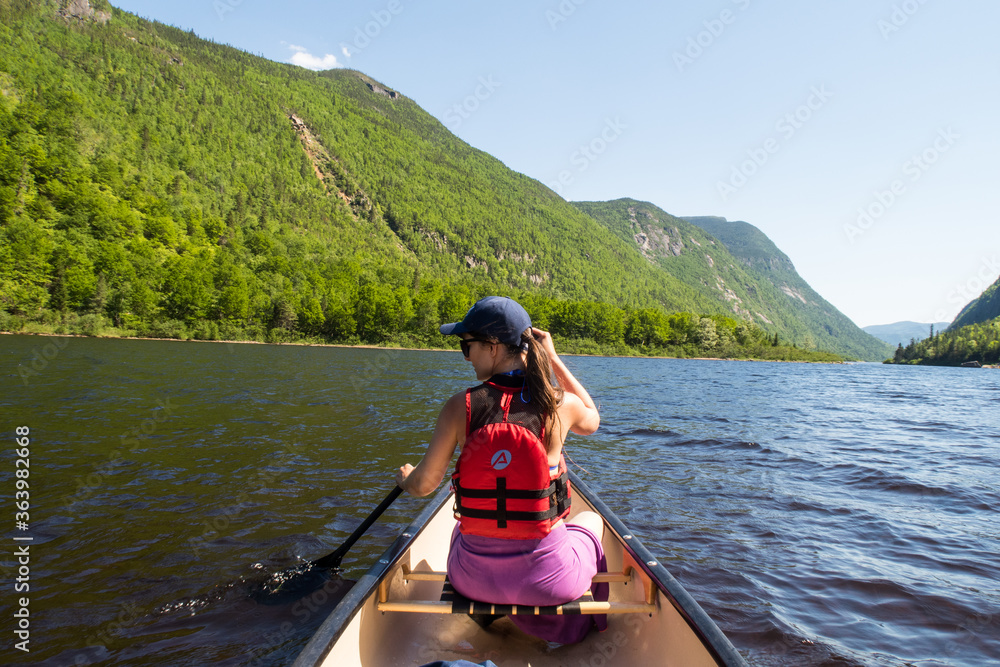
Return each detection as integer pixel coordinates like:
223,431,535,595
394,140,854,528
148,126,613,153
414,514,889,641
588,301,625,345
49,234,97,310
411,279,443,334
355,283,392,342
695,317,719,350
322,294,356,340
162,254,214,322
625,308,671,347
214,263,250,322
271,296,297,332
0,218,53,314
298,294,325,334
439,284,473,327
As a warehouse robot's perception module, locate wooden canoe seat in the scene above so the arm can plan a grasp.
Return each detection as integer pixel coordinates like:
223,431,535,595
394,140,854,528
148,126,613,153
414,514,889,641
376,566,657,616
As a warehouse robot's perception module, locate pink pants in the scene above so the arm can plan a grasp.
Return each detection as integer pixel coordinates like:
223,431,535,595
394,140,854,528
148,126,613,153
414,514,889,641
447,521,608,644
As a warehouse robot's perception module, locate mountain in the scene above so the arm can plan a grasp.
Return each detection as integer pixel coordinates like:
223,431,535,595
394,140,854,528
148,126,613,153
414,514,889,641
0,1,706,332
863,321,950,348
0,1,873,359
573,202,889,360
886,316,1000,366
885,269,1000,365
951,274,1000,330
682,215,892,360
884,270,1000,366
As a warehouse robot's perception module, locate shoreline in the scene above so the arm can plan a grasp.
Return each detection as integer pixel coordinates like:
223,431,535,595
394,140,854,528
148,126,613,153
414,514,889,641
2,330,846,363
1,330,452,353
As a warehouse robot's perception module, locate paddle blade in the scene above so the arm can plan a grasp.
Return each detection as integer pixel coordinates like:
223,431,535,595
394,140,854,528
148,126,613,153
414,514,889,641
311,548,347,571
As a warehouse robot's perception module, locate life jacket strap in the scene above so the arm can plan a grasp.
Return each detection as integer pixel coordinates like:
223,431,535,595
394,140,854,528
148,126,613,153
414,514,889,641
455,485,556,500
454,473,571,529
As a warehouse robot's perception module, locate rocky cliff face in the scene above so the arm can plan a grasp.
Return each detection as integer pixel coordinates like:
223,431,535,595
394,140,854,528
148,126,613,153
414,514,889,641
629,206,686,258
58,0,111,24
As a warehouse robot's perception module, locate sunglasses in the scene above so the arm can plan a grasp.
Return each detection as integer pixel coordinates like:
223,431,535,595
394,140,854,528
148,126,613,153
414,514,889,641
460,337,493,357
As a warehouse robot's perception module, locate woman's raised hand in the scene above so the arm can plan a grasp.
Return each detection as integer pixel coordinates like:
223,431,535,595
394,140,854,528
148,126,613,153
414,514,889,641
530,327,558,360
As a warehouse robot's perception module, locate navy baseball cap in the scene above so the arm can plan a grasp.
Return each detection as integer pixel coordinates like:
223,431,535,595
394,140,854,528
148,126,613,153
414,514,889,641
439,296,532,348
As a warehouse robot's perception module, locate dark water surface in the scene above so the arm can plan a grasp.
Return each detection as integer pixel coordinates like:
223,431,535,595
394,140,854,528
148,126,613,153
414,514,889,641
1,335,998,666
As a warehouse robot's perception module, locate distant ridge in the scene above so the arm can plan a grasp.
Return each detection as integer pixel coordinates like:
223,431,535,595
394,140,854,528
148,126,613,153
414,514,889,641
863,321,950,348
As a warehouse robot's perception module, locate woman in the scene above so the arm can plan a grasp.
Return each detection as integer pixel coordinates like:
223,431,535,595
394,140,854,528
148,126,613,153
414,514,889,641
395,296,606,644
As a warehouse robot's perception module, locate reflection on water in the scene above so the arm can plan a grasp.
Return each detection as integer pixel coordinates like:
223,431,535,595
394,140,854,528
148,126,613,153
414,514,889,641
1,336,998,666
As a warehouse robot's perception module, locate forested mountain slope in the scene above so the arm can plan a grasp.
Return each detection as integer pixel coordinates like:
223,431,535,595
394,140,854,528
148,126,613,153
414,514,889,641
887,316,1000,366
574,201,890,360
0,0,717,341
885,263,999,365
950,274,1000,330
683,215,892,360
0,0,869,360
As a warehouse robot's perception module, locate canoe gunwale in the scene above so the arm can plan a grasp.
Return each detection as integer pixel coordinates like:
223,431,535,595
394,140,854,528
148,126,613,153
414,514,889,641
291,483,454,667
293,473,747,667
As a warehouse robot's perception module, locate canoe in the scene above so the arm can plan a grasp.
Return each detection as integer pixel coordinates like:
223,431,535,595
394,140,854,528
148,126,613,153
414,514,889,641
293,472,747,666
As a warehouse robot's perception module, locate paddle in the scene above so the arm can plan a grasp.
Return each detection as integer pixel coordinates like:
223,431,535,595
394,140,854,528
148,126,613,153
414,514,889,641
249,485,404,604
312,485,404,570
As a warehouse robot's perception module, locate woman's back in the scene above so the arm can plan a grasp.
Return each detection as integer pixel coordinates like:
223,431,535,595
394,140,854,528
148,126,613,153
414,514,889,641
394,296,604,644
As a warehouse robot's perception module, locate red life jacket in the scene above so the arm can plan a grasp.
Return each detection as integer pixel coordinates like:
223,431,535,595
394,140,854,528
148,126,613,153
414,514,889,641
452,374,571,539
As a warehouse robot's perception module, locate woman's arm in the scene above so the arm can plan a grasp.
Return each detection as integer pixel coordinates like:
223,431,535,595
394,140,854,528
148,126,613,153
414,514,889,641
395,390,465,496
532,328,600,435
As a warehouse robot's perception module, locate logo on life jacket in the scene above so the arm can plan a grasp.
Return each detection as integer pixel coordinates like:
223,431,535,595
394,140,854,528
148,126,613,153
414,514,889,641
490,449,512,470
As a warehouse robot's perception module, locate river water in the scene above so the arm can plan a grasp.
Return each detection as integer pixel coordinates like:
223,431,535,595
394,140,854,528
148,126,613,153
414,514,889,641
1,334,998,666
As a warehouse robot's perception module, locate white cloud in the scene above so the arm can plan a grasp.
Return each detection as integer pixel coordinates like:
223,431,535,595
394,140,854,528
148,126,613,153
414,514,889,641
286,44,341,70
341,45,352,59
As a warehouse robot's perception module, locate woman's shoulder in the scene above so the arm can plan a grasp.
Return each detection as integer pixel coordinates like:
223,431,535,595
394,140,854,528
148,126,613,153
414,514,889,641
442,389,468,414
555,390,580,411
555,391,599,435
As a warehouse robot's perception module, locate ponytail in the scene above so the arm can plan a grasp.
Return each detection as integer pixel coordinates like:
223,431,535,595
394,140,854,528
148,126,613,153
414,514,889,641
520,329,563,450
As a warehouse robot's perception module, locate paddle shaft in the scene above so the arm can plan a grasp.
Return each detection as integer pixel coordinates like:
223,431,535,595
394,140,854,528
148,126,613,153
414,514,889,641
312,485,404,570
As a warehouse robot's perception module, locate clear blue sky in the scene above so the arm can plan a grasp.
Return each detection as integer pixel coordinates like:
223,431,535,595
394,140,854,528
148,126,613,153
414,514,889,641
110,0,1000,327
